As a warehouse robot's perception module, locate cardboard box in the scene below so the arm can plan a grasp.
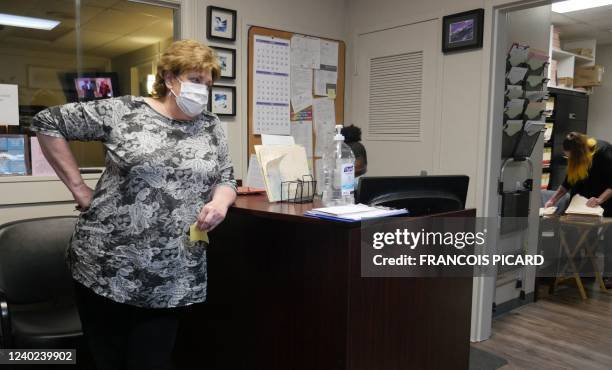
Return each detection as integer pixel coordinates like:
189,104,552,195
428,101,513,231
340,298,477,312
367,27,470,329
552,26,561,49
568,48,593,58
574,65,604,87
557,77,573,88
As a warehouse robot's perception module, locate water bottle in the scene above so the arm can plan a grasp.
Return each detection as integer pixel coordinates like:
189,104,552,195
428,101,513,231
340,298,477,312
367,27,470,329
321,125,356,206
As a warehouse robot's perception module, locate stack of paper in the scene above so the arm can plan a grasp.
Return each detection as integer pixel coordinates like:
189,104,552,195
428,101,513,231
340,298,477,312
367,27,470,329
305,204,408,222
565,195,604,217
539,206,557,216
254,144,311,202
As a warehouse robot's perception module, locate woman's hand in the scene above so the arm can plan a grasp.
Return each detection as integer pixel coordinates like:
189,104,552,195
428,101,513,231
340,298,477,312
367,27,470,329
196,200,229,231
586,197,601,208
544,199,556,208
72,183,94,211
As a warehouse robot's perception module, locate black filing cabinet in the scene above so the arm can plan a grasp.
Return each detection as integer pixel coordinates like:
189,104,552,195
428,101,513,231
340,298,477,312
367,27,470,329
547,88,589,189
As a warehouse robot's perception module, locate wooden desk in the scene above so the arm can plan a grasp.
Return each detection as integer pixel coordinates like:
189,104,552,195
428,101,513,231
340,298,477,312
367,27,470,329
175,195,475,370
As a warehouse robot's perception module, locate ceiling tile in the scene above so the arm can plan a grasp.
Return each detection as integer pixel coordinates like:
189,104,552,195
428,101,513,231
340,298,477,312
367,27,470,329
81,0,122,9
0,0,40,14
127,19,172,43
81,8,156,35
559,6,612,23
88,38,146,58
551,13,576,26
110,1,174,19
53,29,121,51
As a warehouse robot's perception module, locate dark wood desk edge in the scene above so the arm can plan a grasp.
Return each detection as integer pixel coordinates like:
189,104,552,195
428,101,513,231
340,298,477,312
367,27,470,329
230,194,477,226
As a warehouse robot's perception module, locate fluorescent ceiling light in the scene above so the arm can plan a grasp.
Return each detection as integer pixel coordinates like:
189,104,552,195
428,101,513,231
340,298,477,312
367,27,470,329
553,0,612,13
0,13,60,30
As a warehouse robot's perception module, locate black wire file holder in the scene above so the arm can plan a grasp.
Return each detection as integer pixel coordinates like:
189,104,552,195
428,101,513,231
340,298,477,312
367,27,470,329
280,175,317,203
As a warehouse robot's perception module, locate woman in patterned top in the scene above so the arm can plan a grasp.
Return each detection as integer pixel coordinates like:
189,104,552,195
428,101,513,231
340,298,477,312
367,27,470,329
31,39,237,370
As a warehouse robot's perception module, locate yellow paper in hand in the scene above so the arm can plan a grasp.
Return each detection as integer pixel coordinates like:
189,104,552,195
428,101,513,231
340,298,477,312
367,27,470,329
190,223,209,243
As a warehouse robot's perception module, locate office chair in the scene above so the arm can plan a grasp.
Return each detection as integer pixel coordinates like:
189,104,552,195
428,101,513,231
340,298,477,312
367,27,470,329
0,216,82,349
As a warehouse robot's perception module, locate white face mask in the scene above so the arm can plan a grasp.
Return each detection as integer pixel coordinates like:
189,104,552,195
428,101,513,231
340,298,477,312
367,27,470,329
170,79,209,117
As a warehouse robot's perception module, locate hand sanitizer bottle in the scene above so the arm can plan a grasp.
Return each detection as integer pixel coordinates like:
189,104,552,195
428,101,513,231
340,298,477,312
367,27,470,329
322,125,356,206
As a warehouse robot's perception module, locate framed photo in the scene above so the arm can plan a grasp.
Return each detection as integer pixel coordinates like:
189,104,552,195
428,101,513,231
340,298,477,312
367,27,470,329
212,47,236,79
208,85,236,116
442,9,484,53
207,6,237,41
0,134,30,176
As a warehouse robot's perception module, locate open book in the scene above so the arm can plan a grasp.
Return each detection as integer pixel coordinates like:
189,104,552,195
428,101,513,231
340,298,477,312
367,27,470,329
565,194,604,217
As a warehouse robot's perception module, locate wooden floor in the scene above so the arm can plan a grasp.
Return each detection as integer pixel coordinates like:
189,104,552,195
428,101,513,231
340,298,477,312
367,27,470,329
473,282,612,370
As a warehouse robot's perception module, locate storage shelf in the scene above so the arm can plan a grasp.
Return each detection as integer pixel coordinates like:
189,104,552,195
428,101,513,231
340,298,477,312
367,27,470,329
552,48,594,63
547,85,588,94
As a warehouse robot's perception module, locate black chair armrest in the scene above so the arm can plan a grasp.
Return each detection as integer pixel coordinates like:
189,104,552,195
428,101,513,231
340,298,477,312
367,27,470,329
0,290,12,348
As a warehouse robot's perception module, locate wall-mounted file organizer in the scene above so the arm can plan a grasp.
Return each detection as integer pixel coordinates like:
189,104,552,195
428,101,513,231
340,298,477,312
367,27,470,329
502,120,524,157
502,43,549,160
498,157,533,235
502,121,545,158
513,121,545,158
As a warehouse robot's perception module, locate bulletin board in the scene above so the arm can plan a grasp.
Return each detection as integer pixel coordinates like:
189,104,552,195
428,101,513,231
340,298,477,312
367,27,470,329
247,26,346,159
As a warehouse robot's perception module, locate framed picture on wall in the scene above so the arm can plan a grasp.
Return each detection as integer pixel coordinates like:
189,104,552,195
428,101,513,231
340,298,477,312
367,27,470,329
209,85,236,116
0,134,30,176
207,6,237,41
442,8,484,53
212,47,236,79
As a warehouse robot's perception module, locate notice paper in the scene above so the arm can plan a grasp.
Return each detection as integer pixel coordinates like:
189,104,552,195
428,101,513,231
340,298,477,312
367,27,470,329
539,207,557,217
314,69,337,97
291,120,313,158
508,44,529,66
291,106,313,121
506,67,528,85
290,67,313,112
524,120,545,136
313,98,336,156
314,158,323,188
504,120,523,136
253,35,291,135
261,134,295,146
30,137,56,176
320,40,339,71
504,99,525,119
190,223,209,243
291,35,320,69
245,154,265,189
0,84,19,126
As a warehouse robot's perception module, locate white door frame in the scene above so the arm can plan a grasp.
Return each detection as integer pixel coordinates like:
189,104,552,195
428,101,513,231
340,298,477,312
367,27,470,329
473,0,552,342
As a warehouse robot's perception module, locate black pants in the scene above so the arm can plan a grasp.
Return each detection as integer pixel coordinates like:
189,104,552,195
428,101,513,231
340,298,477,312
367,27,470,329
74,282,182,370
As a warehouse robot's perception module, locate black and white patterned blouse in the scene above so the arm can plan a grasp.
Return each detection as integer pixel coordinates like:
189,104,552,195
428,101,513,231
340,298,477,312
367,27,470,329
31,96,236,308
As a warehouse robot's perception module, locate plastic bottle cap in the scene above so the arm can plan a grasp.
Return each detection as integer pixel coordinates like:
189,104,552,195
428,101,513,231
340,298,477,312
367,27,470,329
334,125,344,141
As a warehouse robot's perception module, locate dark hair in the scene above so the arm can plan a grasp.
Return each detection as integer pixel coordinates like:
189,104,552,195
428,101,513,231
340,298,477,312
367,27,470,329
563,132,591,158
563,131,597,185
341,125,362,143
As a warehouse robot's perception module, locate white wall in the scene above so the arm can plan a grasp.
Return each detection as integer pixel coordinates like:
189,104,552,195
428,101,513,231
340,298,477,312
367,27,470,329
345,0,492,211
178,0,347,181
343,0,550,342
587,45,612,142
0,47,110,106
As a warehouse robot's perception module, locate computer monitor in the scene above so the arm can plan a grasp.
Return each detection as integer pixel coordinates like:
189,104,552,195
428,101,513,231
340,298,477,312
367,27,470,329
63,72,120,102
356,175,470,216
